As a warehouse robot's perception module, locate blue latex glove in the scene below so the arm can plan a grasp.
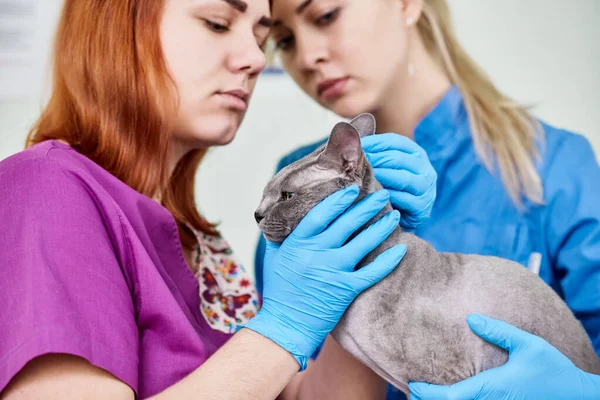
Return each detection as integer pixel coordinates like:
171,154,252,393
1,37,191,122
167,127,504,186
361,134,437,230
243,185,407,371
409,314,600,400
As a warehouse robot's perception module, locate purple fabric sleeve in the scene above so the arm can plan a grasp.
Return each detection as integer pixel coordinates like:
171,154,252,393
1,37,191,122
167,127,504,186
0,157,139,393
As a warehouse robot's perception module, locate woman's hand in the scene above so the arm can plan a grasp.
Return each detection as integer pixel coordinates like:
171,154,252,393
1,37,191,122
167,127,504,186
409,314,600,400
361,134,437,230
244,186,407,371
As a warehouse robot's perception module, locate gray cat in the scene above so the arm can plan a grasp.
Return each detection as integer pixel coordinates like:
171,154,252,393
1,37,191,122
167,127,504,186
254,114,600,396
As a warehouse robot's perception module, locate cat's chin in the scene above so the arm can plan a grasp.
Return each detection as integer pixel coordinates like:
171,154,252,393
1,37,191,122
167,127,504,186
261,231,288,245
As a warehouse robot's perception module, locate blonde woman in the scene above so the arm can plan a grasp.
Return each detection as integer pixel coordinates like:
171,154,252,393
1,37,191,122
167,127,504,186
255,0,600,398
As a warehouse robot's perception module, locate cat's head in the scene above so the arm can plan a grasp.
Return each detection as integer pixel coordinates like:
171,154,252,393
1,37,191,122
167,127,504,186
255,113,379,244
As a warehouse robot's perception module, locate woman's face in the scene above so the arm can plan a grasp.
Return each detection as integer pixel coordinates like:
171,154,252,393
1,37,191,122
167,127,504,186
271,0,410,118
161,0,271,148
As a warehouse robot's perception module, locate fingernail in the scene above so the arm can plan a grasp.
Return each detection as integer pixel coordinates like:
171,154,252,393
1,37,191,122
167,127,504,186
374,189,390,201
395,243,407,256
342,185,359,197
467,314,484,327
364,190,385,204
389,244,407,261
381,210,400,227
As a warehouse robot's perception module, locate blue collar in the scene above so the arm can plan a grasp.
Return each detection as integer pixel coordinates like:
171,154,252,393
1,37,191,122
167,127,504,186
414,85,470,159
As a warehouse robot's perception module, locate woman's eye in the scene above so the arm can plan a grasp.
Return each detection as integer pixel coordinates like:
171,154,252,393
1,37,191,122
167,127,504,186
258,40,268,52
315,8,340,26
275,36,295,51
204,19,229,33
258,37,268,51
281,192,294,201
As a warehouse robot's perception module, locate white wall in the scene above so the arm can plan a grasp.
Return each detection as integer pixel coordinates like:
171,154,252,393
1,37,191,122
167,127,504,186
1,1,599,277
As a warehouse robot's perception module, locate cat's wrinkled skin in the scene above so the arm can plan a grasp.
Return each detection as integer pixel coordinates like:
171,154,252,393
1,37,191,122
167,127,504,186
255,114,600,395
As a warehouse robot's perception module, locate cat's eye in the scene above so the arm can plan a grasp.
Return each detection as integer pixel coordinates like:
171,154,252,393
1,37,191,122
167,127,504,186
281,192,294,201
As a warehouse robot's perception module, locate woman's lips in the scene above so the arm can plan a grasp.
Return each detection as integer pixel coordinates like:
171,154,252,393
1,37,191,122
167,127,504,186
217,89,249,111
317,77,349,101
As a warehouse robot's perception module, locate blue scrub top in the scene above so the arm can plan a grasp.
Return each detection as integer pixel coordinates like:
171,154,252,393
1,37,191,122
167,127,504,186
254,86,600,398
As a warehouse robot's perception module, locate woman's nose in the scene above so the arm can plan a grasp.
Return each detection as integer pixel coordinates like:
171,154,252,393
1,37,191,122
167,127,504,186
296,35,328,70
229,39,267,77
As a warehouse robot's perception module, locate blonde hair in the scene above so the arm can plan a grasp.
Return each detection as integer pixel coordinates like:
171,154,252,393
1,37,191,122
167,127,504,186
418,0,544,207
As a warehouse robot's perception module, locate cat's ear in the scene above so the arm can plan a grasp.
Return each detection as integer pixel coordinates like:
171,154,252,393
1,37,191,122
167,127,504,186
349,113,376,137
322,122,363,176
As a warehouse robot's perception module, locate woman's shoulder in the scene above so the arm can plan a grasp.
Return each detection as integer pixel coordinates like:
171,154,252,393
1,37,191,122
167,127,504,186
1,140,108,192
1,141,96,201
0,140,143,260
537,121,599,205
1,140,160,220
0,140,130,252
540,121,596,158
538,121,598,178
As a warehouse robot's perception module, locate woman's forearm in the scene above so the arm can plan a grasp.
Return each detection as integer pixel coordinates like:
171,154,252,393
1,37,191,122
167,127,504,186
152,328,298,400
281,336,387,400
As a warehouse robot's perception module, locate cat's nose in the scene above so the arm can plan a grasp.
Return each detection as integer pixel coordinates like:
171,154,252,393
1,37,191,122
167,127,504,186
254,211,264,224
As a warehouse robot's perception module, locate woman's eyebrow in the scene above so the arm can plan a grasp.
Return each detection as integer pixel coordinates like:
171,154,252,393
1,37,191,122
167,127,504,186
272,0,312,26
221,0,248,13
296,0,312,14
220,0,272,27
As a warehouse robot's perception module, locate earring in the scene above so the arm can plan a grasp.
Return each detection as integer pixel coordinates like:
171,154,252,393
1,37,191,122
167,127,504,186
406,17,413,26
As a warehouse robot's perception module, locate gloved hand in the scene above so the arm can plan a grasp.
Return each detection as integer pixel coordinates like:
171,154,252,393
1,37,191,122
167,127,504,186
409,314,600,400
243,185,407,371
361,134,437,230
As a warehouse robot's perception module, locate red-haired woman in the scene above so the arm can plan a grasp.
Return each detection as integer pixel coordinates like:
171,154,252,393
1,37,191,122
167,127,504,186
0,1,424,399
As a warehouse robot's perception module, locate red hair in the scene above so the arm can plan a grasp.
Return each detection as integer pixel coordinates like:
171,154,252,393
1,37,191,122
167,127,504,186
27,0,216,247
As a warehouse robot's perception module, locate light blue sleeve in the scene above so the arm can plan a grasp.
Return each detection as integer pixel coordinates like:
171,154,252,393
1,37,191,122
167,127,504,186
542,132,600,354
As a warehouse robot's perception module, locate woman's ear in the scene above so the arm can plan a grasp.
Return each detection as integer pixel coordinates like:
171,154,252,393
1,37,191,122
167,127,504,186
401,0,424,26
